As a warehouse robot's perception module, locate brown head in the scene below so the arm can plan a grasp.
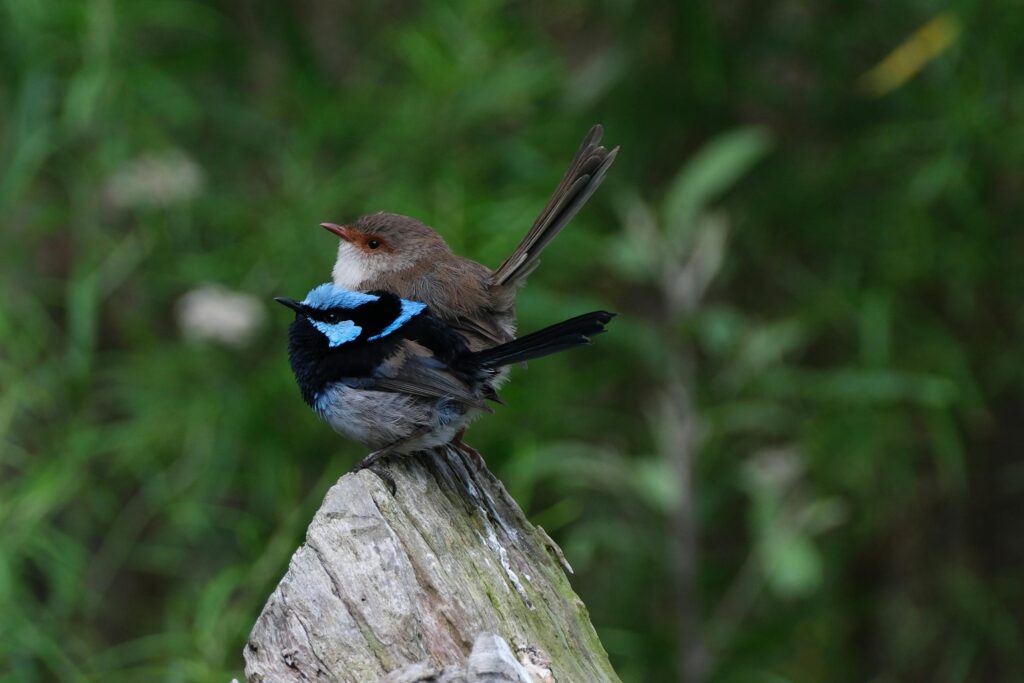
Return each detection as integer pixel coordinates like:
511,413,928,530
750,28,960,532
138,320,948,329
322,212,452,290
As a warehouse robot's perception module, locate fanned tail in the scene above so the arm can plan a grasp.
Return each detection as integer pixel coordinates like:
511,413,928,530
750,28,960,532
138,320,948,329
469,311,614,369
492,125,618,290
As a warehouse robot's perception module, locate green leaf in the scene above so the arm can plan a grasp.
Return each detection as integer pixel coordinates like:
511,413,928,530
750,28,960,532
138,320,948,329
763,532,822,598
631,457,680,514
662,126,772,236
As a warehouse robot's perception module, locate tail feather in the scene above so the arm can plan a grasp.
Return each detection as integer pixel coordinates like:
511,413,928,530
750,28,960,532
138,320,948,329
469,311,614,369
492,126,618,289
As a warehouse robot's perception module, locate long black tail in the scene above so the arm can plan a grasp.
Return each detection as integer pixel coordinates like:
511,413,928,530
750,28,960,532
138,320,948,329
469,311,614,369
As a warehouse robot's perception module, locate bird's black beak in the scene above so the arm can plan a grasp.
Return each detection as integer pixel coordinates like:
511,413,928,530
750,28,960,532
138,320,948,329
274,297,305,315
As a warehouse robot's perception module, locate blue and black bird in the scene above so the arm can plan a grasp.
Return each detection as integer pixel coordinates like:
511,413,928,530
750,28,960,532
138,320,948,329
275,283,612,472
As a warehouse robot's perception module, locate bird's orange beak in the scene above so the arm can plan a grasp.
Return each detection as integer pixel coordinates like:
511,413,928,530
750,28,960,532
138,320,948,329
321,222,355,242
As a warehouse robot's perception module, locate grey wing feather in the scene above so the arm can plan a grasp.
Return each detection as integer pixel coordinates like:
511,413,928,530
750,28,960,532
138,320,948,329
368,346,490,410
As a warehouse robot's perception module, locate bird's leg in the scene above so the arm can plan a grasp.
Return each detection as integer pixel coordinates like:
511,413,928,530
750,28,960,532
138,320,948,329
352,449,397,494
351,428,432,494
451,428,484,469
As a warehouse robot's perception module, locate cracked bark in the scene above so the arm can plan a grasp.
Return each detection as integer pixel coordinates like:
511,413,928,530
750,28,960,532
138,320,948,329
244,446,619,683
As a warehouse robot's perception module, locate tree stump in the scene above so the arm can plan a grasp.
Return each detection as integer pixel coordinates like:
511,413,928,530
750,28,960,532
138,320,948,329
244,446,619,682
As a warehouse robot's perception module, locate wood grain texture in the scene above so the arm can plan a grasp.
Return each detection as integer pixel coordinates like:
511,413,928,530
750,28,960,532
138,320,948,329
244,446,619,683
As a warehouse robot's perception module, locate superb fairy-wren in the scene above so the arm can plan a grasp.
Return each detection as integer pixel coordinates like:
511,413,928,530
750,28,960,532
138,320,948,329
275,283,613,474
320,125,617,350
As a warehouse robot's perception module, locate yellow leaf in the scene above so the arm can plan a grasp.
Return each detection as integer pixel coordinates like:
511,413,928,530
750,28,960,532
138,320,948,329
860,13,960,96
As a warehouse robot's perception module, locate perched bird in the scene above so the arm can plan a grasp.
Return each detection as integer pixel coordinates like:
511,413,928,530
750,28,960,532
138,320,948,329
275,283,612,473
321,125,617,350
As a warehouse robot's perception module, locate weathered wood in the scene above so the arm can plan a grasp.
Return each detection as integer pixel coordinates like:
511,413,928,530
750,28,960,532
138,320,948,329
244,446,619,683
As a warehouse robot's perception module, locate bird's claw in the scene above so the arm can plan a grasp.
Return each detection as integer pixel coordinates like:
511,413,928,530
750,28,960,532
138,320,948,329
452,432,485,470
352,450,397,494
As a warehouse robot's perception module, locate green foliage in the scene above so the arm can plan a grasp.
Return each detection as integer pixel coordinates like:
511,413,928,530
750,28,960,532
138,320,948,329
2,1,1023,682
664,126,772,236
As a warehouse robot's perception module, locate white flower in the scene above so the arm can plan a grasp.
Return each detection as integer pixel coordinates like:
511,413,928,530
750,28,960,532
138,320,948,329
104,150,204,209
176,285,266,348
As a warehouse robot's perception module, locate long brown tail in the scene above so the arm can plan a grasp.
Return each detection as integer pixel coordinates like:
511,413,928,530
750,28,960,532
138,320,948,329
492,125,618,289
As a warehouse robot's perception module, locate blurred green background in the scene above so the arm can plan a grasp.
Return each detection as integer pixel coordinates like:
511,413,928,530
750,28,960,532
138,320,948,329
3,1,1023,681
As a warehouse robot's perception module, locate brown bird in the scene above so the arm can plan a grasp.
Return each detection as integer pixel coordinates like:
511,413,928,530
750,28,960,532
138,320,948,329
321,125,617,352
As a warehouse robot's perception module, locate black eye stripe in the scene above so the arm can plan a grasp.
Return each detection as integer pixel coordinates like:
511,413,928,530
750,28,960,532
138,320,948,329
311,310,344,324
307,294,403,338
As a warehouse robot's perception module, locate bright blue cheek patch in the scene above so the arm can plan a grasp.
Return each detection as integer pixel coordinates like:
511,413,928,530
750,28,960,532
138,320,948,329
368,300,426,340
311,319,363,347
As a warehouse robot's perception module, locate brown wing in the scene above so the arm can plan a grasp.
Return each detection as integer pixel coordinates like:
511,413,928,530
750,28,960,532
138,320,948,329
377,257,514,349
448,313,513,348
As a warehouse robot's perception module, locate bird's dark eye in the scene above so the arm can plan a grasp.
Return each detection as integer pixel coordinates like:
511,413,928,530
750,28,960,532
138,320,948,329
367,239,381,250
324,312,340,324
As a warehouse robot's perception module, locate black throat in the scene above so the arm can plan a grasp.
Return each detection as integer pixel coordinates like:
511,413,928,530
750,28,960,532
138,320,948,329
284,316,399,407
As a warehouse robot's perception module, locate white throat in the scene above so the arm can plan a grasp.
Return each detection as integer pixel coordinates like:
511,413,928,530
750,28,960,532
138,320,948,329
332,242,373,290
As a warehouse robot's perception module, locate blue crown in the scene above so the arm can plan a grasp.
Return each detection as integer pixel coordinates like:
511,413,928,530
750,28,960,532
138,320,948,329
302,283,380,311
